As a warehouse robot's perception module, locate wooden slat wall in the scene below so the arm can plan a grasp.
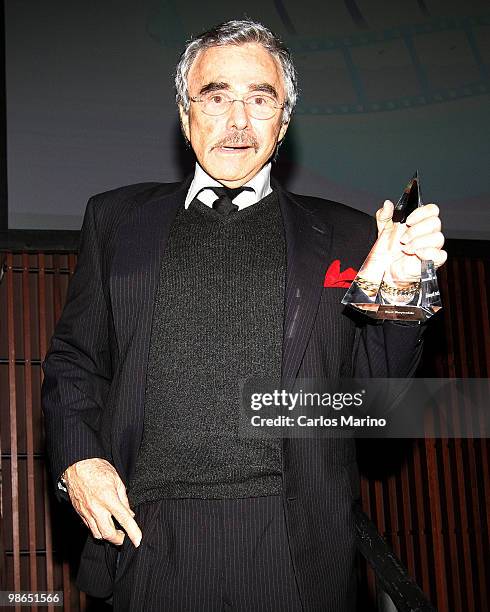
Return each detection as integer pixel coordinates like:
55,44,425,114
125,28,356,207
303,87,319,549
0,249,489,612
0,253,87,612
358,255,490,611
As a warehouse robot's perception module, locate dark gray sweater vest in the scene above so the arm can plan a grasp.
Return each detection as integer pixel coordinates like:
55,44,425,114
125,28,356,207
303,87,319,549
128,190,285,505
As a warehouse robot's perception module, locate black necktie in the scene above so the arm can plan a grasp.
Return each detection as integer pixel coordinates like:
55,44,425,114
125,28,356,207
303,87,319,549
211,186,253,215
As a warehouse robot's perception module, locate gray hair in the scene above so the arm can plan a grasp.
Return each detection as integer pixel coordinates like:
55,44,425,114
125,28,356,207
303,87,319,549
175,20,298,124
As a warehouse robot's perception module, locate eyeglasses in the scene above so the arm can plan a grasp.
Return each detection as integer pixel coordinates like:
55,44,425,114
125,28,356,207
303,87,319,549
190,91,284,120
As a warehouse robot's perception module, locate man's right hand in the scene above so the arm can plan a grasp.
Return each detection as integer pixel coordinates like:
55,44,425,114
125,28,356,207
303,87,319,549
62,458,142,547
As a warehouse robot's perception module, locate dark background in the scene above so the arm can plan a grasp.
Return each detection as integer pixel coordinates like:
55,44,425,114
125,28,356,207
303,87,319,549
2,0,489,242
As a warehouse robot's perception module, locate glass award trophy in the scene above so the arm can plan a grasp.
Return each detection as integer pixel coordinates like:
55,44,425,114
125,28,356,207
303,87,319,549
341,172,442,321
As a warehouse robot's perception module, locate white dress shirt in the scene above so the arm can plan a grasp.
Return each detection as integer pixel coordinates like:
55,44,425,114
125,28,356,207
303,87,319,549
184,162,273,210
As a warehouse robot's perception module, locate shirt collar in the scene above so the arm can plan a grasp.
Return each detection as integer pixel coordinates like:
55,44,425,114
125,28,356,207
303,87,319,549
184,162,272,210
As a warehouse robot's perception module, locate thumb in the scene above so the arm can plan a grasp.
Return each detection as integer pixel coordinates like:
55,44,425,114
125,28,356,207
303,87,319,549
376,200,394,236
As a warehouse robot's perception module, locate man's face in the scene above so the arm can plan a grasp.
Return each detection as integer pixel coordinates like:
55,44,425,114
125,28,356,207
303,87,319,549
179,42,290,187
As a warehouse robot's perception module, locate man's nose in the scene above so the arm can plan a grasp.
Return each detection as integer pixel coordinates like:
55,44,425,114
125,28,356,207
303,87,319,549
226,99,249,130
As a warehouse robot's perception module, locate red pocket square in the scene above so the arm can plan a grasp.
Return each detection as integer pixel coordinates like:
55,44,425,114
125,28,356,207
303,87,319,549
324,259,358,288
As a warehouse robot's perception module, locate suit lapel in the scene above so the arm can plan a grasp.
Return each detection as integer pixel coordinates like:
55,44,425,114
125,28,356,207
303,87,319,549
275,181,333,386
109,178,191,478
109,178,192,353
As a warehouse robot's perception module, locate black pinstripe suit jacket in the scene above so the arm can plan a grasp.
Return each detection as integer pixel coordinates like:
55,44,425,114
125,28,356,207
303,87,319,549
41,176,424,611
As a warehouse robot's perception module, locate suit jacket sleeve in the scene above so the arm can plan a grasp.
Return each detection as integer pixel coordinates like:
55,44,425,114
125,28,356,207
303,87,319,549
41,196,112,502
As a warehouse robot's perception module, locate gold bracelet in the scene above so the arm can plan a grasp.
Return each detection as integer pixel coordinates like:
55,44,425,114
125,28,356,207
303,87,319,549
355,277,380,293
380,280,420,297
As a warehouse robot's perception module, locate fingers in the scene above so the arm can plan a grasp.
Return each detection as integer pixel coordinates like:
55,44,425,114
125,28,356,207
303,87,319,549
114,482,140,545
86,484,141,547
110,505,142,547
92,508,126,546
401,231,445,255
376,200,394,235
86,515,103,540
109,482,142,547
400,216,441,244
412,248,447,268
78,496,140,546
78,501,126,545
400,200,443,254
397,202,445,266
64,457,141,546
405,203,439,225
116,479,135,517
374,198,447,283
77,495,140,546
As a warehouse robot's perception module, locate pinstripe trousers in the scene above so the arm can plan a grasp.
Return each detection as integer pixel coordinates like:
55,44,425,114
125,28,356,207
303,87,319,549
112,496,304,611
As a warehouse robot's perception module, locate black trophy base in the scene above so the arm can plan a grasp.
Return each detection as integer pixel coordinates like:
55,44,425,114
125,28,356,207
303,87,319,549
347,302,440,322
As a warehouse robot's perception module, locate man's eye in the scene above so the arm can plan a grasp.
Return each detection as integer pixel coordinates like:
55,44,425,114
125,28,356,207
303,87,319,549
250,96,272,106
209,94,224,104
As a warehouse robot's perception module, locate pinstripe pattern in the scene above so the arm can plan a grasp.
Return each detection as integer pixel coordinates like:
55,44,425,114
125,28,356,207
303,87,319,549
41,177,424,610
112,496,302,611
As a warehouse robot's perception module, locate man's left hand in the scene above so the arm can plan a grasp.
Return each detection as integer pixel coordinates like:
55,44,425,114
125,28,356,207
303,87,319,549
375,200,447,285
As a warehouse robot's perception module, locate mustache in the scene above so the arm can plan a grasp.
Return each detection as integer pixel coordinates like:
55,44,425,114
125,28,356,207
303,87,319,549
213,132,259,150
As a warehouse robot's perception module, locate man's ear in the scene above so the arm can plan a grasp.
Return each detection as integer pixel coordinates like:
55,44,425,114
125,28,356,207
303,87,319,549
178,104,191,142
278,119,290,143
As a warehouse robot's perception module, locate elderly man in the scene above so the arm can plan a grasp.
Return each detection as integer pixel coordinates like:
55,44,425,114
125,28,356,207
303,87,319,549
42,19,446,611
